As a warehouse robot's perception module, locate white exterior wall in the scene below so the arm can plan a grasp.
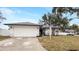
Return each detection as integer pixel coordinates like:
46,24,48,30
45,29,50,35
45,28,60,35
10,25,39,37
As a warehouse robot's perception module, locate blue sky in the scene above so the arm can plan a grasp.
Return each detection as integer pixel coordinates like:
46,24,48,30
1,7,52,23
0,7,79,29
0,7,52,29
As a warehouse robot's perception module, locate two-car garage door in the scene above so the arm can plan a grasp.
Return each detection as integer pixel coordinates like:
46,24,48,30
10,26,39,37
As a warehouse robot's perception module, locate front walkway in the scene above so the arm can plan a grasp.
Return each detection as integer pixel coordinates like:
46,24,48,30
0,37,46,51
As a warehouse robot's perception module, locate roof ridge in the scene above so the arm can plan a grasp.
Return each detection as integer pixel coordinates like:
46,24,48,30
4,22,41,26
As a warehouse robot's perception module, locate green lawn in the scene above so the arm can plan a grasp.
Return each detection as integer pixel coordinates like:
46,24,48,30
38,36,79,51
0,36,10,41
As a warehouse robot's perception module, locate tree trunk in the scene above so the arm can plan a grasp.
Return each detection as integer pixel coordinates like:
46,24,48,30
49,25,52,40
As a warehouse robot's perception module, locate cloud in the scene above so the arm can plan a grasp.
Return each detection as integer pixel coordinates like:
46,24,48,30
0,7,39,18
21,10,39,17
0,8,16,15
4,17,39,24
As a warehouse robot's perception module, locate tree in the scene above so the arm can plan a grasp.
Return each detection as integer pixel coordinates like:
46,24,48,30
0,11,6,23
51,7,79,30
42,12,70,30
41,7,79,38
52,7,79,20
70,24,79,31
42,13,52,39
42,14,48,25
42,7,76,26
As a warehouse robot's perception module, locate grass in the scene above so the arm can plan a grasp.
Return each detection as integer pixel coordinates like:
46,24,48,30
38,36,79,51
0,35,10,41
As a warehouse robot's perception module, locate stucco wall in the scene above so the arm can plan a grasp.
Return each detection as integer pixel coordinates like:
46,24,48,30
9,25,40,37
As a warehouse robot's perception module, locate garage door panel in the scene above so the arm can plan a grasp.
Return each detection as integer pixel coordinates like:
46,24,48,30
11,26,39,37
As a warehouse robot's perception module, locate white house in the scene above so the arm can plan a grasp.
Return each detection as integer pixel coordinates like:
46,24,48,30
41,24,76,36
5,22,41,37
42,24,60,35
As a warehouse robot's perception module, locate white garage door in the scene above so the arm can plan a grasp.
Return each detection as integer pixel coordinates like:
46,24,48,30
10,26,39,37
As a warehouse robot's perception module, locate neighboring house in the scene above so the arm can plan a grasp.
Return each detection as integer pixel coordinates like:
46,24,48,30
5,22,41,37
64,28,77,35
0,28,11,36
65,29,75,33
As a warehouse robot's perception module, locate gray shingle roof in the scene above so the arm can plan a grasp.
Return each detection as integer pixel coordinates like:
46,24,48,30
42,24,60,29
4,22,41,26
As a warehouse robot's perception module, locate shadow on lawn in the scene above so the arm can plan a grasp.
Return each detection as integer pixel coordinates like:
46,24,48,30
68,49,78,51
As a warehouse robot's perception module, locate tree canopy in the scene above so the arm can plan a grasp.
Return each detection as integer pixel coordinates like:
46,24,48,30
70,24,79,31
41,7,79,29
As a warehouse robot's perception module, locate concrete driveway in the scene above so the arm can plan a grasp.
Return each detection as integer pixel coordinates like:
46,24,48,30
0,37,46,51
